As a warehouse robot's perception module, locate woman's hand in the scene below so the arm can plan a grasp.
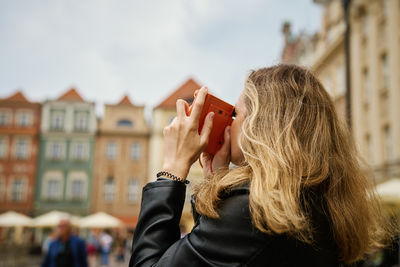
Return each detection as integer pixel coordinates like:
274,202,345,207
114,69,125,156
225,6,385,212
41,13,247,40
200,125,231,179
162,86,214,181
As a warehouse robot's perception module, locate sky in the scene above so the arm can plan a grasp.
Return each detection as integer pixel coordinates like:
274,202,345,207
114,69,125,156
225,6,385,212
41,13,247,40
0,0,322,117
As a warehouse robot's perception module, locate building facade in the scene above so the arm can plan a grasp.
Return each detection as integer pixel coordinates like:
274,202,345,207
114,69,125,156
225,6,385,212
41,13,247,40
281,0,400,184
34,88,97,216
91,96,150,228
0,92,41,215
149,78,205,230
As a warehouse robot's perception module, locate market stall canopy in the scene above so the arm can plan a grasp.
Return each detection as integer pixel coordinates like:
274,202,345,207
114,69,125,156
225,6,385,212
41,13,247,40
79,212,123,228
0,211,33,227
33,211,81,227
376,178,400,203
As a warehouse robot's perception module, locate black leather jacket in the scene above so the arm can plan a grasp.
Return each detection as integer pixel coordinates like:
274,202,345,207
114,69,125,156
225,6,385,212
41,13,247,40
129,179,340,267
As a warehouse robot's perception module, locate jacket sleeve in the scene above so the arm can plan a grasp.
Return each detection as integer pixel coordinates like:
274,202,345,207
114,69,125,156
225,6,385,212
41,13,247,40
129,179,268,267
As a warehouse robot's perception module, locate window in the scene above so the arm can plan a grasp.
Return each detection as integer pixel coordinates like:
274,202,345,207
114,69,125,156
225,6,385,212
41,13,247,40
15,138,28,159
0,137,7,159
104,177,115,202
67,172,87,200
365,134,372,163
11,179,25,202
130,143,141,160
74,111,89,131
381,54,389,90
71,180,84,200
381,0,388,18
117,119,133,127
48,142,64,160
362,13,369,37
363,69,371,102
71,142,88,161
383,126,393,161
128,179,140,203
47,179,61,200
106,142,117,159
50,110,65,131
17,111,32,127
0,111,11,126
43,171,63,200
336,64,345,96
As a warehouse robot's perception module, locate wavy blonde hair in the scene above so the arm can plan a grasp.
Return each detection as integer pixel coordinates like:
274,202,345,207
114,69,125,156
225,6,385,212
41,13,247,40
194,64,392,264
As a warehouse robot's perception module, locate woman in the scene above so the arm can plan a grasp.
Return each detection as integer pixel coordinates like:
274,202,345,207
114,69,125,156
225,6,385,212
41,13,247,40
129,65,391,267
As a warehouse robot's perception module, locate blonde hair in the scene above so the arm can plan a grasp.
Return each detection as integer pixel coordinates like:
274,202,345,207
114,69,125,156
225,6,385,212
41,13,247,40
194,64,393,264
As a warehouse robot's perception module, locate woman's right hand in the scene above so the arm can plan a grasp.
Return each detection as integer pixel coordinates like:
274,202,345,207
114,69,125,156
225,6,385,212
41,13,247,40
200,125,231,179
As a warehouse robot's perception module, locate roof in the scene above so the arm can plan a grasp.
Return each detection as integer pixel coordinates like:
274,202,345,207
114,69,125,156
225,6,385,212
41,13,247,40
57,88,84,102
117,95,133,105
155,78,201,109
2,91,29,102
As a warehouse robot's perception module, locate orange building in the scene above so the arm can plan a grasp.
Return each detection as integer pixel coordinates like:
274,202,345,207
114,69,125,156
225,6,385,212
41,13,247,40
0,91,41,215
91,95,150,228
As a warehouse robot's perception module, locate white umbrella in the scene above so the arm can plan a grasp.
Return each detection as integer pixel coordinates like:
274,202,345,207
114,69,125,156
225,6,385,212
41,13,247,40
0,211,33,227
79,212,123,228
33,210,80,227
376,178,400,203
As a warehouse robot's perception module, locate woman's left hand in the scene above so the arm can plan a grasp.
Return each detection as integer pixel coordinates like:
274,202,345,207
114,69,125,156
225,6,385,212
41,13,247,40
162,86,214,181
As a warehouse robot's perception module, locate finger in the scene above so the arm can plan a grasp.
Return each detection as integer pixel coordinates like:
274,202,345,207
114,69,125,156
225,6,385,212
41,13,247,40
176,99,187,120
201,152,212,168
220,126,231,152
200,112,214,145
190,86,208,123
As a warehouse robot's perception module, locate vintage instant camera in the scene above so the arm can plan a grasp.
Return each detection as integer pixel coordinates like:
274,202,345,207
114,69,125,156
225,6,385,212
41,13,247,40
186,90,235,155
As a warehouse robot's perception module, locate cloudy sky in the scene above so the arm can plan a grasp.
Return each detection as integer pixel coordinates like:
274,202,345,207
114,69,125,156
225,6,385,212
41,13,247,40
0,0,321,116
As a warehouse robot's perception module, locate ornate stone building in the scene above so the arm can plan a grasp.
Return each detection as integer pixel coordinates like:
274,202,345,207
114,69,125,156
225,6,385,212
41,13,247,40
281,0,400,185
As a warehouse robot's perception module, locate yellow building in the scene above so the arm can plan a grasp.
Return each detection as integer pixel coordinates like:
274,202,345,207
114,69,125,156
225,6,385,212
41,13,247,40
282,0,400,188
91,96,150,228
148,78,204,231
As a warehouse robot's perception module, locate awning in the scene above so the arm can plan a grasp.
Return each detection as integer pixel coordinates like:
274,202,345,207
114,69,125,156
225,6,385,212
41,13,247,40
33,211,81,227
0,211,33,227
79,212,124,228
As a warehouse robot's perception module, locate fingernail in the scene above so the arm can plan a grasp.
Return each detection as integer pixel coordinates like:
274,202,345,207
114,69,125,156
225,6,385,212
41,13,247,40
210,112,214,119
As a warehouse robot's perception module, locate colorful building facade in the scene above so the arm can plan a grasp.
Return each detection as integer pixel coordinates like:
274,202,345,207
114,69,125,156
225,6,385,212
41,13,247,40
91,96,150,228
0,92,41,215
34,88,97,216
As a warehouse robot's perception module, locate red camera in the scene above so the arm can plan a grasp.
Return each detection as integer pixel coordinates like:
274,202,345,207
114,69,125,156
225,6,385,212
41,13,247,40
186,90,235,155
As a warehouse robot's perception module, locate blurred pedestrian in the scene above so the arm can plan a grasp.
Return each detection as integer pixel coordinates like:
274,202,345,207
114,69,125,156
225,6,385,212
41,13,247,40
125,229,134,255
42,230,57,255
86,230,99,267
115,231,126,263
42,216,88,267
99,229,113,266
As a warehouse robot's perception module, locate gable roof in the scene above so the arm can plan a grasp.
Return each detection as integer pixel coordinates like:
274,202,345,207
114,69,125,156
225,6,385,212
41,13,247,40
2,91,29,102
117,95,133,105
155,78,201,109
57,88,84,101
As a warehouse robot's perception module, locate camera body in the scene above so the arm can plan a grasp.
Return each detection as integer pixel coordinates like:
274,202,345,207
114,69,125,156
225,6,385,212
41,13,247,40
186,91,235,155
